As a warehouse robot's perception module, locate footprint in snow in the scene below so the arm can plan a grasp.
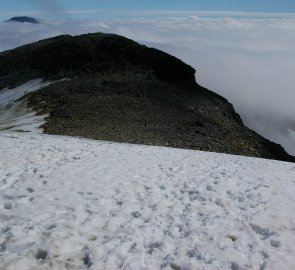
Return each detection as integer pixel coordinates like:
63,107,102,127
250,223,276,240
147,242,162,255
3,202,12,209
270,239,281,248
206,185,215,192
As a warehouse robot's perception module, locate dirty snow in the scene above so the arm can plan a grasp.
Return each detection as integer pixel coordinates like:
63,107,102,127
0,132,294,269
0,80,51,133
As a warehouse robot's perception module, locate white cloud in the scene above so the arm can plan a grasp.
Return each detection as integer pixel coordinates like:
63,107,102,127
0,16,295,154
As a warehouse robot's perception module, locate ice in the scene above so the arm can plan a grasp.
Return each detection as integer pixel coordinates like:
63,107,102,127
0,132,294,269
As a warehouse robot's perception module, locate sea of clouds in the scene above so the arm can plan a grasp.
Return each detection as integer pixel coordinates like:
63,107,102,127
0,15,294,154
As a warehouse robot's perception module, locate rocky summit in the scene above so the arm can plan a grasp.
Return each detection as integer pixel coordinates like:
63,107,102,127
0,33,294,162
4,16,39,24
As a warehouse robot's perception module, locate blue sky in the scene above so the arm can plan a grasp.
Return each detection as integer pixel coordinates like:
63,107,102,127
1,0,295,18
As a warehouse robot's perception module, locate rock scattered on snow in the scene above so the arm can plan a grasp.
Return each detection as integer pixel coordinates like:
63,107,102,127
35,249,48,260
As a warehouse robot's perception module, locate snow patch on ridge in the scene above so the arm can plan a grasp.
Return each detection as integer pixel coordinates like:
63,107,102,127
0,79,50,133
0,132,294,269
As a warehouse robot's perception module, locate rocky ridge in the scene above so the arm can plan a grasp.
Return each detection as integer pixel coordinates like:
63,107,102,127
0,33,294,162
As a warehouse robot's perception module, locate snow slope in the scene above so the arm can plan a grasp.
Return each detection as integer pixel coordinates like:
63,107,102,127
0,80,51,133
0,132,294,270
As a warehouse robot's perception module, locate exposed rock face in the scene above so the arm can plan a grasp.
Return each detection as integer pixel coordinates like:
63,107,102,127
4,16,39,24
0,33,294,162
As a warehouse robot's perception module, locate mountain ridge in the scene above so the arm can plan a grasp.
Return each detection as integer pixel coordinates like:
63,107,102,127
0,33,294,162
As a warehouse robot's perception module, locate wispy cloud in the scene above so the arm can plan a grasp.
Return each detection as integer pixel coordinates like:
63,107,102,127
0,15,294,154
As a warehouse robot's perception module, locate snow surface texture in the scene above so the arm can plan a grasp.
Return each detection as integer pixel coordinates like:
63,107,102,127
0,79,51,133
0,132,294,270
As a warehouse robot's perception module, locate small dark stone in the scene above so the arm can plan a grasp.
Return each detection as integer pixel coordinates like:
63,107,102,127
27,187,34,193
132,211,141,218
83,252,92,267
228,235,238,242
36,249,48,260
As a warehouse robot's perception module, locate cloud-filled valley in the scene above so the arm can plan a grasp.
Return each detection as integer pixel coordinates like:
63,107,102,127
0,15,294,154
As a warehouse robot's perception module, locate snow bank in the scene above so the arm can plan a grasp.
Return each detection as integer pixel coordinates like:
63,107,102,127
0,132,294,269
0,80,51,133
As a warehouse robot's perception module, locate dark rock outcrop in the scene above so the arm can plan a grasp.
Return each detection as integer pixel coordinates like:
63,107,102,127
4,16,39,24
0,33,294,162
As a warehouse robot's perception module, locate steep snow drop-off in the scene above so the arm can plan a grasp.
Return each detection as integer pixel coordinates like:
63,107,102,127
0,132,294,270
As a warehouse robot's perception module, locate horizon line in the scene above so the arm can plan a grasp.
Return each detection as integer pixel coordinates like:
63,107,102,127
1,10,295,19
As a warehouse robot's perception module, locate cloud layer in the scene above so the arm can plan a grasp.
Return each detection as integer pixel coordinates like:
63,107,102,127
1,16,295,154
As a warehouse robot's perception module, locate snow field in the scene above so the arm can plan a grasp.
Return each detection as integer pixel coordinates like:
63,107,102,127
0,132,294,269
